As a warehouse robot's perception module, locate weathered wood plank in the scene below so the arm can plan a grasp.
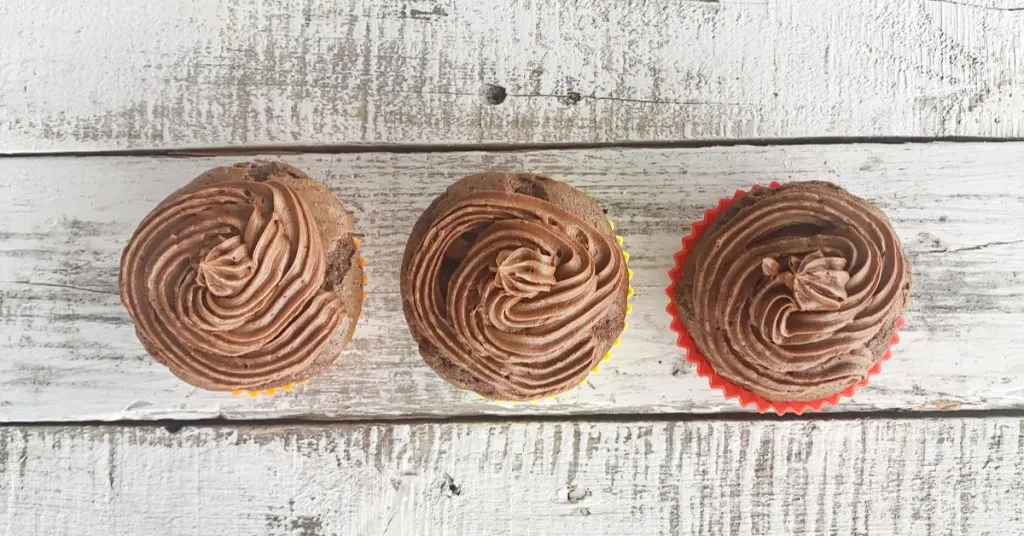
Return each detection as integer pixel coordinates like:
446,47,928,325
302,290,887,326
2,418,1022,535
1,143,1022,421
2,0,1023,152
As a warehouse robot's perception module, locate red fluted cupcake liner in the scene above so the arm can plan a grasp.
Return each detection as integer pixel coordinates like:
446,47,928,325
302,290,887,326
664,181,904,415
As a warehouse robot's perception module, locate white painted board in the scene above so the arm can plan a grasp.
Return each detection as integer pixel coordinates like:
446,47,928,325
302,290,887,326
2,418,1023,535
2,0,1023,152
1,143,1022,422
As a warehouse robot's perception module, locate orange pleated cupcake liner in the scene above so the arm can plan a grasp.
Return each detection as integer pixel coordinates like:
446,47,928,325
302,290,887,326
232,235,368,397
482,219,633,404
664,181,904,415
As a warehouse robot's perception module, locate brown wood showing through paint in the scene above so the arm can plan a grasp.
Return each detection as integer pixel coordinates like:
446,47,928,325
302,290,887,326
2,418,1022,535
2,0,1024,152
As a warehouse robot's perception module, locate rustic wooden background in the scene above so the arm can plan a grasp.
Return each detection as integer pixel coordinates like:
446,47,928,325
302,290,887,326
2,1,1024,535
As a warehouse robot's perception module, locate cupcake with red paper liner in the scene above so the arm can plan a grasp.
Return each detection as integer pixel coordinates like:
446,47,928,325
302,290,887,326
119,162,365,396
666,181,911,415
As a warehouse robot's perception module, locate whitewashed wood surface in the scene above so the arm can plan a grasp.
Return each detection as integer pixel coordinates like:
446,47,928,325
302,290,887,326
2,143,1023,422
2,417,1022,535
2,0,1024,152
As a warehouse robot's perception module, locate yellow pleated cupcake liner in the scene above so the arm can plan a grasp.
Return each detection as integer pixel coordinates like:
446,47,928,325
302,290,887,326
480,219,633,404
354,236,369,318
232,235,368,398
232,379,309,398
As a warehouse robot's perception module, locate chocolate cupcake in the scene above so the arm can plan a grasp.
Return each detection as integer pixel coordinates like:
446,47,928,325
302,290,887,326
668,181,911,411
119,162,364,393
401,172,630,401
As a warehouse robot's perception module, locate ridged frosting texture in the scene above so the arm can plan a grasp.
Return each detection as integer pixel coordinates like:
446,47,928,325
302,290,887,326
678,181,910,401
404,190,628,400
119,178,344,391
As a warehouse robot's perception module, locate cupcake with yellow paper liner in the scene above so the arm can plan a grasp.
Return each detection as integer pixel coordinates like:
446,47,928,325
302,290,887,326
401,172,631,402
119,161,365,395
666,181,911,415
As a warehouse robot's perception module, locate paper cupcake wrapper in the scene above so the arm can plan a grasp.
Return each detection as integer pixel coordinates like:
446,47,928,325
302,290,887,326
664,182,904,415
232,380,309,398
232,235,368,397
481,219,633,404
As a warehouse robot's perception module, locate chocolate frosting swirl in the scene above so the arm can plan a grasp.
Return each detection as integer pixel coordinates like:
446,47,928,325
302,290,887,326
120,172,347,391
403,182,628,400
677,181,911,401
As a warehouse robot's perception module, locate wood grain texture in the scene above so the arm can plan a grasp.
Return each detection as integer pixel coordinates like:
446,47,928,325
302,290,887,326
1,143,1023,422
2,0,1024,152
2,418,1023,535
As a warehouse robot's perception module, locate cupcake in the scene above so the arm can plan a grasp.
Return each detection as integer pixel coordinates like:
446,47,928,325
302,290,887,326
668,181,911,413
401,172,630,401
119,162,364,393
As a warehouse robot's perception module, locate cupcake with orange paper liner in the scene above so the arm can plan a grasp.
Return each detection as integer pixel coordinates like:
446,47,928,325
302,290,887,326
400,172,632,403
666,181,911,415
119,162,365,396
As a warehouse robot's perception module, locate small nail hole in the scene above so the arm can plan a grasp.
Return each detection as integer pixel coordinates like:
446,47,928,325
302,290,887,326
559,91,582,106
480,84,507,105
